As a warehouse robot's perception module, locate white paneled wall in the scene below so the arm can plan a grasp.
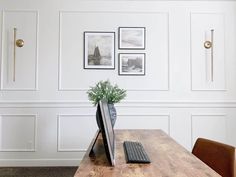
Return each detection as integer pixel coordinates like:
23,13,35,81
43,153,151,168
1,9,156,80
115,115,170,134
191,13,225,90
0,0,236,166
57,115,97,151
191,114,227,145
0,114,37,151
59,11,169,91
1,10,38,90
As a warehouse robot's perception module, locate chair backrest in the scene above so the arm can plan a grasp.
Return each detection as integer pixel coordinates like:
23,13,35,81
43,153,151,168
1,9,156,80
192,138,235,177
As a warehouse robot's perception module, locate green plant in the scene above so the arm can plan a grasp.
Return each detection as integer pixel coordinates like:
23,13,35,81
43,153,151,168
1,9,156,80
87,80,126,106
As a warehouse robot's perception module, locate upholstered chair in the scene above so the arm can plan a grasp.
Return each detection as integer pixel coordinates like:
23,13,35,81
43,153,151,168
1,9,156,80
192,138,235,177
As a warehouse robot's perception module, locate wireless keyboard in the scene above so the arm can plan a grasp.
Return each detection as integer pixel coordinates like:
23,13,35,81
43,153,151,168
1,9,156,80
123,141,151,163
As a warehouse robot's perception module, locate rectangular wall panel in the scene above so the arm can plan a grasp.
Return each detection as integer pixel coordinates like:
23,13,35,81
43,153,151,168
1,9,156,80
59,11,169,91
0,114,37,151
191,114,227,148
115,115,170,135
57,115,97,151
191,13,225,90
1,10,38,90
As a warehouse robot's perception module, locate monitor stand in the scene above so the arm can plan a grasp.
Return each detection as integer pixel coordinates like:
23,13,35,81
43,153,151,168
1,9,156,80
89,129,100,157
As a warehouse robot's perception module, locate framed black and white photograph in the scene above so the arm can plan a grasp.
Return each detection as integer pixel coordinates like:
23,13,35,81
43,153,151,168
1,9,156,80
84,32,115,69
118,53,145,75
118,27,145,49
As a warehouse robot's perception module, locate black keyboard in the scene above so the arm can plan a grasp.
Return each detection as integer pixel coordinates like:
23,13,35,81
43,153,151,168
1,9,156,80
123,141,151,163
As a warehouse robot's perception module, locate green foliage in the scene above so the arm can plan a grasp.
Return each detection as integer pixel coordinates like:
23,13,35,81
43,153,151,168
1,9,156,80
87,80,127,106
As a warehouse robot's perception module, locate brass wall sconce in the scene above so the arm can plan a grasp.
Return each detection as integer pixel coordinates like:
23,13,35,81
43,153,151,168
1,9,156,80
13,27,25,81
204,29,214,81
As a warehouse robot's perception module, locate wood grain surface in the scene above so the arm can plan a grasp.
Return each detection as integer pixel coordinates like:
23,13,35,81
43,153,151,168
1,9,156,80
74,129,221,177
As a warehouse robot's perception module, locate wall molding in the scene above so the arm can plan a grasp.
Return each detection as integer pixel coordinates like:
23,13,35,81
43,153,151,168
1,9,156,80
190,114,227,148
118,114,170,135
57,113,170,151
0,114,37,152
1,100,236,108
0,10,39,91
58,10,170,91
190,12,226,91
57,114,94,152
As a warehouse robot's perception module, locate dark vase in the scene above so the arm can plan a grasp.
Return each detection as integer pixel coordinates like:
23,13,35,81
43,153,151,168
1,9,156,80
96,103,117,129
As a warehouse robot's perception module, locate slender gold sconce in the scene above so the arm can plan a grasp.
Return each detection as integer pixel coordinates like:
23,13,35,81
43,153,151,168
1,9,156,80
13,27,25,82
204,29,214,82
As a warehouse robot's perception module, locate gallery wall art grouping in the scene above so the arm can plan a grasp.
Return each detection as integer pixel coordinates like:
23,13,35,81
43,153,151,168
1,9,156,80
83,27,146,76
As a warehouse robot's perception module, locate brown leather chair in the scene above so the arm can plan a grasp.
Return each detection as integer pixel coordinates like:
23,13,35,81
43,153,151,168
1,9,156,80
192,138,235,177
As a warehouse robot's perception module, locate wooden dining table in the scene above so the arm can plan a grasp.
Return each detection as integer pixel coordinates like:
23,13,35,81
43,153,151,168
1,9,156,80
74,129,221,177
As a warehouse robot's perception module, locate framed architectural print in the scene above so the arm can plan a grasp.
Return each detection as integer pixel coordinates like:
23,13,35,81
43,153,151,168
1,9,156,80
118,27,145,50
84,31,115,69
118,53,145,75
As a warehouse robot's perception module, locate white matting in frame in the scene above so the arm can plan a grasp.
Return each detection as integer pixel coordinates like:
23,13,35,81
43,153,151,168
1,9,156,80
119,53,145,75
118,27,145,50
84,31,115,69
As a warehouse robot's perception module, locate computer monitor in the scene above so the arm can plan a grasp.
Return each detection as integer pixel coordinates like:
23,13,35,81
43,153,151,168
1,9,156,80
89,99,115,166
